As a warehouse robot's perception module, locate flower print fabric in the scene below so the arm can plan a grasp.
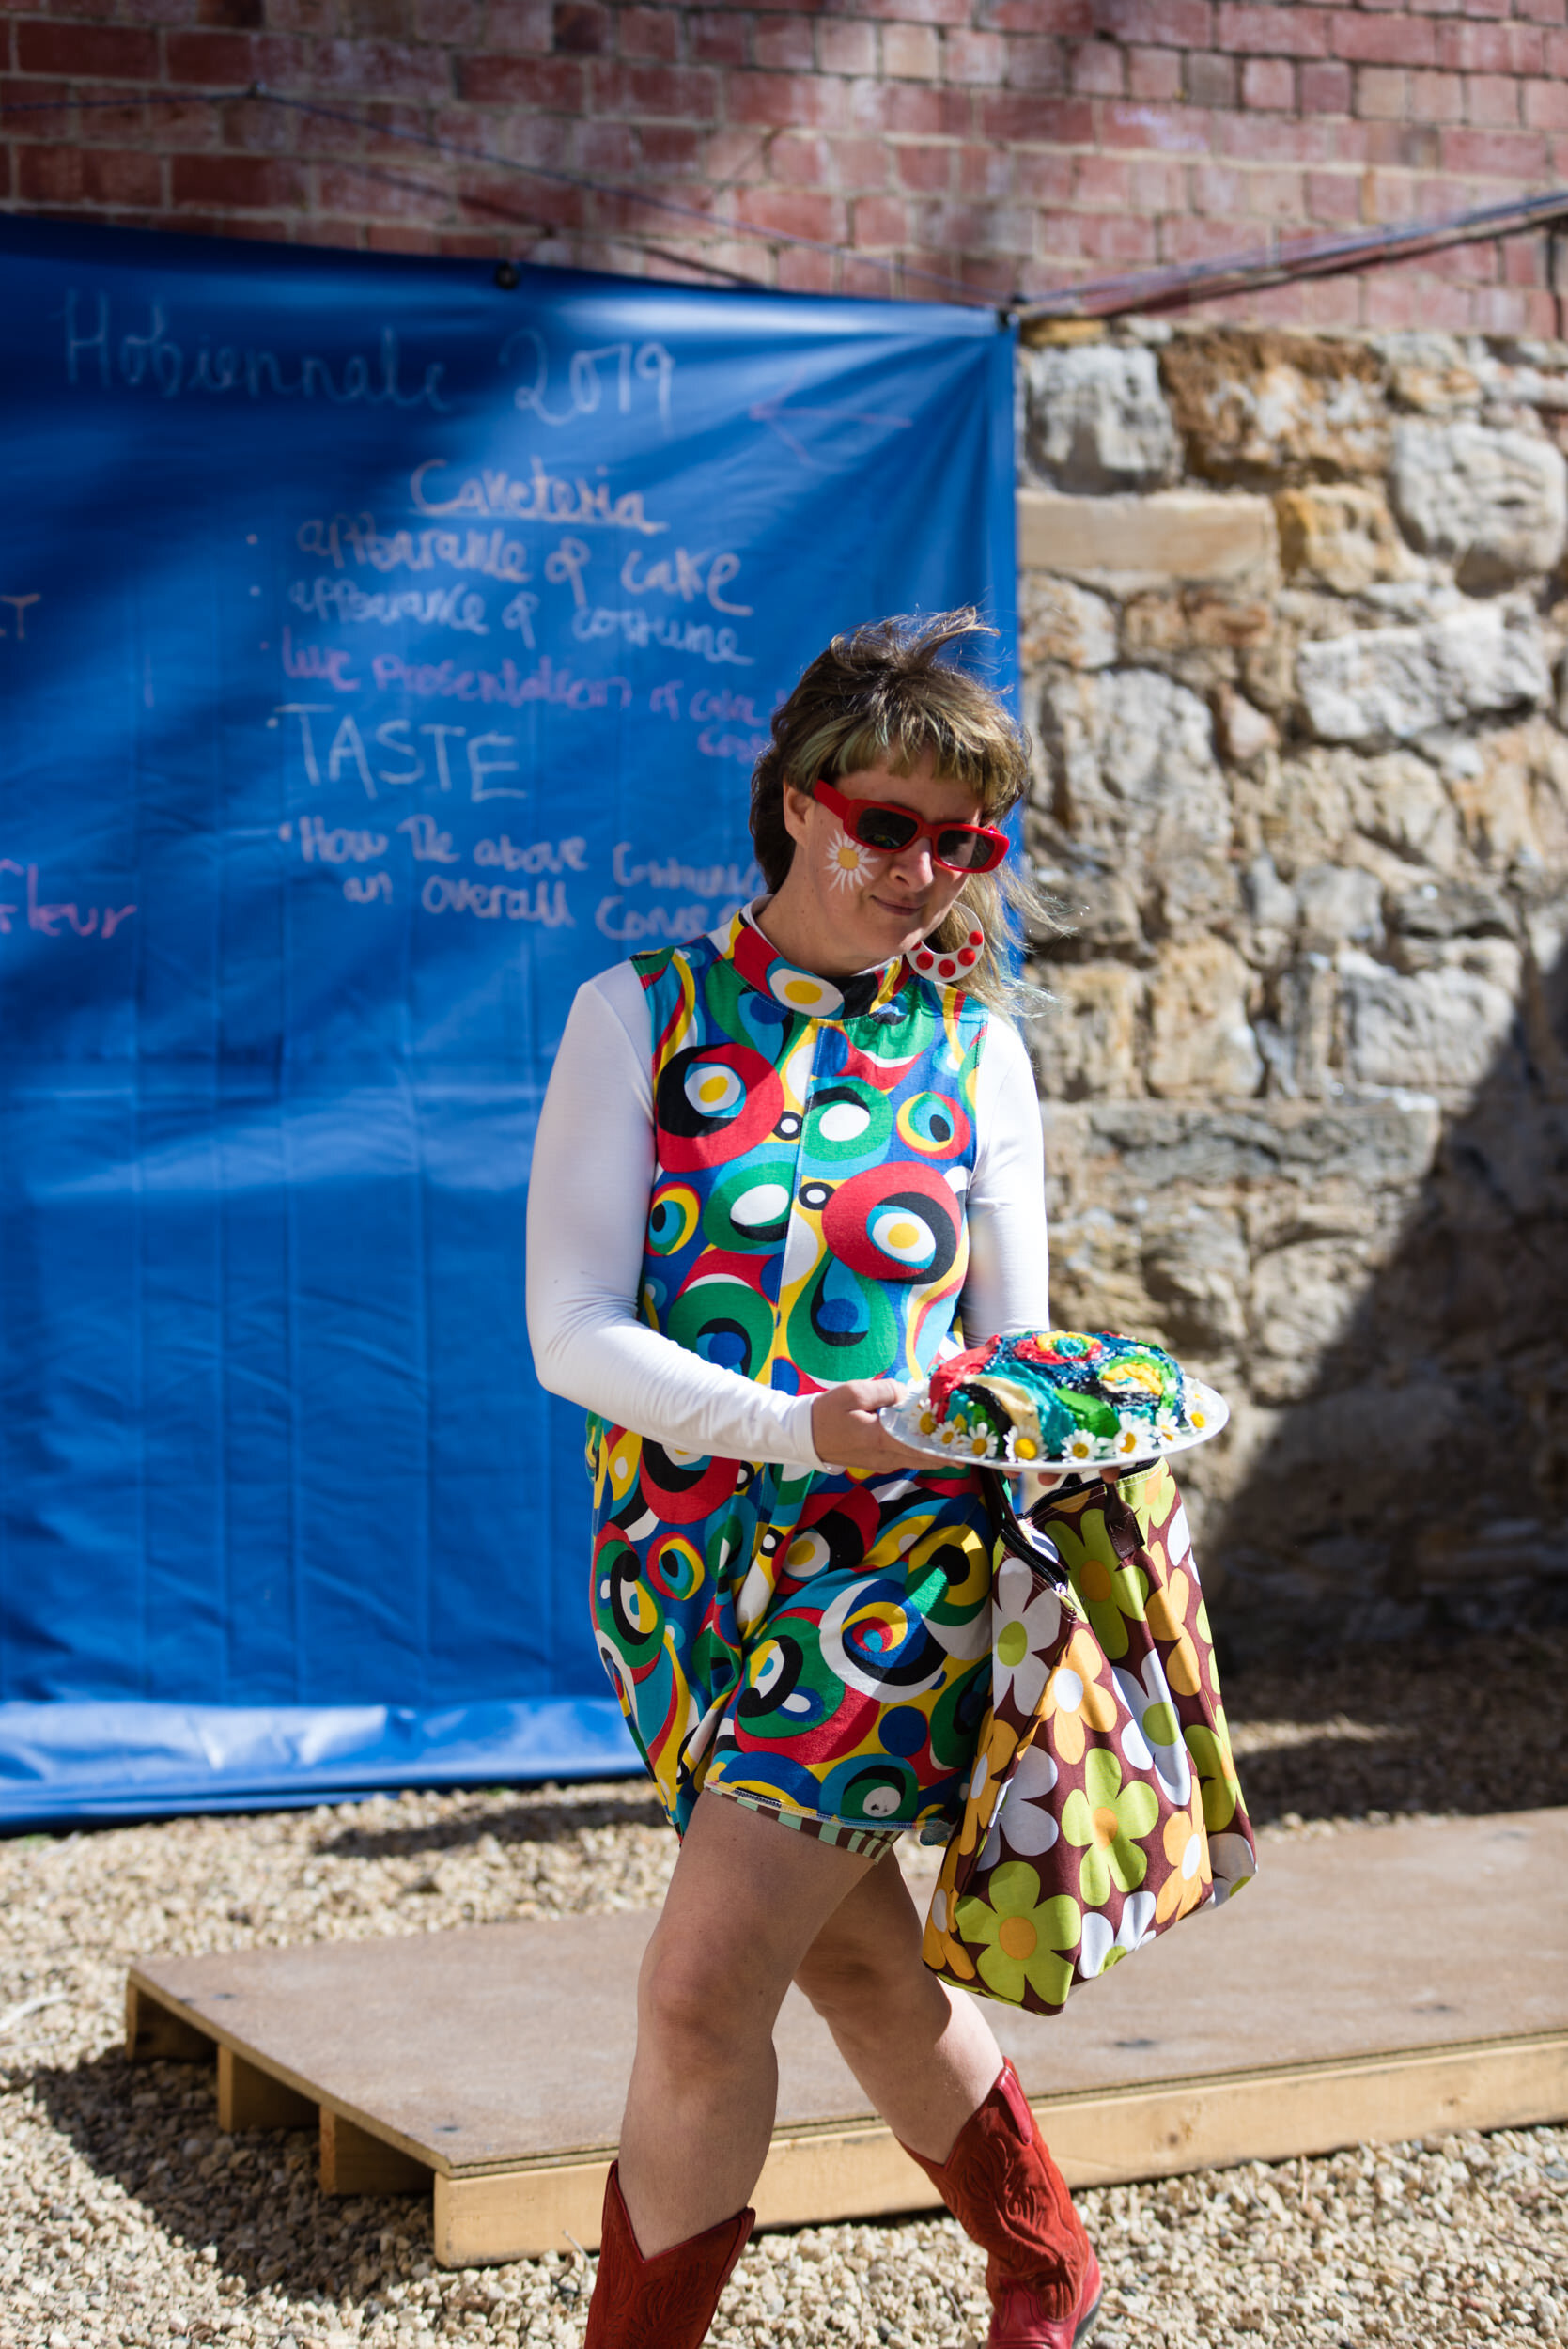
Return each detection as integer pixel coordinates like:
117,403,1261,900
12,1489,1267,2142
1156,1785,1212,1925
990,1557,1066,1718
1040,1626,1118,1766
922,1457,1259,2015
1079,1890,1157,1981
978,1740,1059,1870
1112,1649,1193,1804
956,1860,1081,2009
1064,1545,1150,1664
590,911,1001,1842
1059,1747,1160,1906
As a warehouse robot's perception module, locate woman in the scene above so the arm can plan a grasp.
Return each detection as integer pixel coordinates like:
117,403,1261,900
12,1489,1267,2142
526,611,1101,2349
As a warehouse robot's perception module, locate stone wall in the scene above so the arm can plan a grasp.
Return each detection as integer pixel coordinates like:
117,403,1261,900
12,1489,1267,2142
1017,321,1568,1656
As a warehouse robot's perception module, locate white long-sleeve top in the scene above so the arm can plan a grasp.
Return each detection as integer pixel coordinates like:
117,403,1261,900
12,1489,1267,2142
526,927,1050,1473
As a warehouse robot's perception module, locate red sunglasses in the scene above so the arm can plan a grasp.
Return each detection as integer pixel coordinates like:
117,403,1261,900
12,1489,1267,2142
812,778,1011,875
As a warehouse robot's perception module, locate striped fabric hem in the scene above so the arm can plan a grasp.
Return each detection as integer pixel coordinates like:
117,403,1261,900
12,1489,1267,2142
710,1784,904,1858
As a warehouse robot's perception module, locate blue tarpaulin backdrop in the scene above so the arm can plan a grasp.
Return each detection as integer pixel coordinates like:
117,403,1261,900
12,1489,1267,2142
0,217,1017,1823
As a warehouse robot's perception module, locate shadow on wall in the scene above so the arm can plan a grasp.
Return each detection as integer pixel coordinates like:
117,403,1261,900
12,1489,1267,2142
1211,935,1568,1658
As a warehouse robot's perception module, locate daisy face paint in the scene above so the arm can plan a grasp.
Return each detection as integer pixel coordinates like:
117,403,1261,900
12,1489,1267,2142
824,823,887,893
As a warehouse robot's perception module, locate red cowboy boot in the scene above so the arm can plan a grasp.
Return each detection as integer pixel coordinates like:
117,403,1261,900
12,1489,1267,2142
582,2161,754,2349
901,2062,1102,2349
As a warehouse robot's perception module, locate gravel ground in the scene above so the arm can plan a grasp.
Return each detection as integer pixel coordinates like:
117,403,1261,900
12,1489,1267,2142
2,1626,1565,2349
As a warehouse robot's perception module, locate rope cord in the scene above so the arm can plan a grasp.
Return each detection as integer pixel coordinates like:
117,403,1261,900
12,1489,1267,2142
3,86,1567,321
0,84,987,303
1016,184,1568,321
256,86,985,299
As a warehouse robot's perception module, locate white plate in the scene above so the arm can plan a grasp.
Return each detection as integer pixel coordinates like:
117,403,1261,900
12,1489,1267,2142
878,1378,1230,1477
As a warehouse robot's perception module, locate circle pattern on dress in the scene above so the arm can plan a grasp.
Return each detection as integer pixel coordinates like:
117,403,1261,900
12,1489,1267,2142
654,1043,784,1171
896,1091,971,1159
768,967,846,1018
821,1162,962,1287
646,1182,700,1255
666,1272,777,1380
703,1155,796,1252
588,913,993,1842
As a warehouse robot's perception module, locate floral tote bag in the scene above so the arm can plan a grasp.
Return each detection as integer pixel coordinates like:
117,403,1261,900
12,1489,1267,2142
922,1459,1257,2015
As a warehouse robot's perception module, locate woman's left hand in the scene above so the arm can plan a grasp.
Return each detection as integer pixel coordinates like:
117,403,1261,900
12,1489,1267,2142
811,1380,935,1473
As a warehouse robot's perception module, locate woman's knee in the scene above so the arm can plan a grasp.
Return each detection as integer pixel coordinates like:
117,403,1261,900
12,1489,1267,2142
636,1925,768,2074
795,1934,932,2035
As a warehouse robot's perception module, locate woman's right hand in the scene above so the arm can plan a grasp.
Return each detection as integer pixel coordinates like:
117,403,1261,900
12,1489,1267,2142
811,1380,935,1473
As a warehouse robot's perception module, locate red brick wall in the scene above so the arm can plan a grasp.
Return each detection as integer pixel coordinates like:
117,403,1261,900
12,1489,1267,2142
4,0,1567,330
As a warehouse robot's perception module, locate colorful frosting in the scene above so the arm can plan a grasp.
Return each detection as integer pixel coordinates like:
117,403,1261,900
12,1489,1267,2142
914,1330,1207,1468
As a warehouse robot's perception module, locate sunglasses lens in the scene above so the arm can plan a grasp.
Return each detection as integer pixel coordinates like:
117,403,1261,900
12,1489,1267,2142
936,828,1005,872
851,805,920,852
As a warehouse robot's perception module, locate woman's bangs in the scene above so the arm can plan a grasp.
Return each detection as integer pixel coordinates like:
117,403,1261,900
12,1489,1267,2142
829,711,1020,818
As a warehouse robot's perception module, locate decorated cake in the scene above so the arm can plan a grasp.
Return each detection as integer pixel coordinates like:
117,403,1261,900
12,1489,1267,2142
901,1330,1219,1470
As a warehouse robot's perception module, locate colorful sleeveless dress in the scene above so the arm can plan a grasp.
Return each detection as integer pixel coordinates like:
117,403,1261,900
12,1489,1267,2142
588,911,1001,1847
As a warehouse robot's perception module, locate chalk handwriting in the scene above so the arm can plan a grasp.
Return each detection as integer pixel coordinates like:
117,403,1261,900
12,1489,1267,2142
650,679,683,718
596,896,745,943
690,689,762,726
61,293,449,409
285,817,388,863
619,548,752,616
0,859,135,940
366,653,633,712
699,728,770,763
612,843,760,897
499,593,541,645
376,722,429,790
499,331,674,432
397,815,461,863
272,706,531,803
343,872,393,904
270,705,334,784
297,515,534,583
572,608,753,666
289,578,489,636
422,874,574,925
410,458,665,535
282,627,359,691
545,537,589,610
1,594,41,641
750,377,914,467
474,834,588,874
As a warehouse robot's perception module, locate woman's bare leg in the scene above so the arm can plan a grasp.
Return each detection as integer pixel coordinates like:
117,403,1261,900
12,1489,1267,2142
614,1793,881,2256
796,1874,1096,2332
792,1856,1004,2162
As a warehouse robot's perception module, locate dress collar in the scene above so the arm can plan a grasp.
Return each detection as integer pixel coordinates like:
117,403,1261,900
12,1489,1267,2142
724,902,906,1021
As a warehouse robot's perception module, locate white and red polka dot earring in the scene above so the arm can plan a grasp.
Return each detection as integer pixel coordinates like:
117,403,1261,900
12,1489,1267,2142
912,928,984,980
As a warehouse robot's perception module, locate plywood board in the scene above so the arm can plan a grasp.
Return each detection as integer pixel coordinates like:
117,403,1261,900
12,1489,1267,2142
429,2031,1568,2261
127,1807,1568,2264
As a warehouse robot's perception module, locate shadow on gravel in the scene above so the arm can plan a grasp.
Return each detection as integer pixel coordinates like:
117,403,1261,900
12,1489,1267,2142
25,2046,452,2311
1220,1624,1567,1827
317,1788,667,1860
304,1624,1568,1856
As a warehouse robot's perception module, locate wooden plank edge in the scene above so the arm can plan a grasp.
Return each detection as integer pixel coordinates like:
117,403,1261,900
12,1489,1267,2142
125,1977,214,2065
1042,2030,1568,2188
433,2126,934,2264
428,2028,1568,2180
218,2046,318,2134
124,1965,441,2180
321,2108,431,2197
429,2030,1568,2265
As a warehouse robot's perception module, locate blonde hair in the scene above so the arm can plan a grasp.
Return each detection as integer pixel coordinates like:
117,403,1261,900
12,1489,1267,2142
750,609,1063,1016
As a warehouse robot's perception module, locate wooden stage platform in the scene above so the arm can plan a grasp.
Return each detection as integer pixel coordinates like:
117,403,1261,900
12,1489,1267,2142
127,1807,1568,2267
